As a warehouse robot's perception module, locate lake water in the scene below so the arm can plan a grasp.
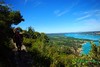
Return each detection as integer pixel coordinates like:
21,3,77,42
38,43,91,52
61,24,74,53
65,33,100,40
81,42,99,54
65,33,100,54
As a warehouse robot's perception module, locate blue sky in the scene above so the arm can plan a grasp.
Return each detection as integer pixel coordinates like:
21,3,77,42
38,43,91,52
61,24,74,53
5,0,100,33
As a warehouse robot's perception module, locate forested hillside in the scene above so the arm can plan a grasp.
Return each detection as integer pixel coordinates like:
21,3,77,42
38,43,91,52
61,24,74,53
0,1,100,67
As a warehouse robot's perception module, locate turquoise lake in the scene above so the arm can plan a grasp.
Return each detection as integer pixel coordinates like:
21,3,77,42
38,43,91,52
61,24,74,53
81,42,100,54
65,33,100,54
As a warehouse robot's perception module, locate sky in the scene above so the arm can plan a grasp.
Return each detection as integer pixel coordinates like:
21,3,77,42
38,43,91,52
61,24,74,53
4,0,100,33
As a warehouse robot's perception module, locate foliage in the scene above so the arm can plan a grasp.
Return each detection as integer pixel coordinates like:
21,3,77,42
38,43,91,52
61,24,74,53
1,1,100,67
0,2,24,67
23,33,100,67
0,2,24,46
88,42,100,66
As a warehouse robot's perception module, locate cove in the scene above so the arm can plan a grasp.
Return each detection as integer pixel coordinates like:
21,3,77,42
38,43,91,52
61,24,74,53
65,33,100,54
81,42,100,55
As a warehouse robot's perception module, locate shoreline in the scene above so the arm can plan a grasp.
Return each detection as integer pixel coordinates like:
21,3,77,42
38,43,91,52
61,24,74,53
81,41,88,45
77,48,82,53
77,42,88,54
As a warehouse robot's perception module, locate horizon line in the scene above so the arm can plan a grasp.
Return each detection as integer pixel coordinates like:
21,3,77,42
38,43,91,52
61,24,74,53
46,30,100,34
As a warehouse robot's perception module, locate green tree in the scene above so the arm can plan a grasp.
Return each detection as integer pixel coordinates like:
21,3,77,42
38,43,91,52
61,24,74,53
0,2,24,67
0,2,24,45
40,33,49,43
27,26,35,38
88,42,100,66
28,26,35,33
33,32,41,39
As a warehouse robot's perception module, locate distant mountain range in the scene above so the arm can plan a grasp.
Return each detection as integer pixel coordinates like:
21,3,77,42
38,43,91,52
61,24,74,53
46,31,100,35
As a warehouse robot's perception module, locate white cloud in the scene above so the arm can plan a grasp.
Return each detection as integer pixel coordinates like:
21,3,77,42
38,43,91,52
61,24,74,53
76,9,100,21
24,0,41,7
54,0,79,17
57,10,68,16
76,19,100,31
54,10,69,16
84,10,100,16
76,14,91,21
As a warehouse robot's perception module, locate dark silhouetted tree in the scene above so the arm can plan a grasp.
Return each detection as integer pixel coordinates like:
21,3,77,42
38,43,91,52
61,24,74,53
0,2,24,46
0,2,24,67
